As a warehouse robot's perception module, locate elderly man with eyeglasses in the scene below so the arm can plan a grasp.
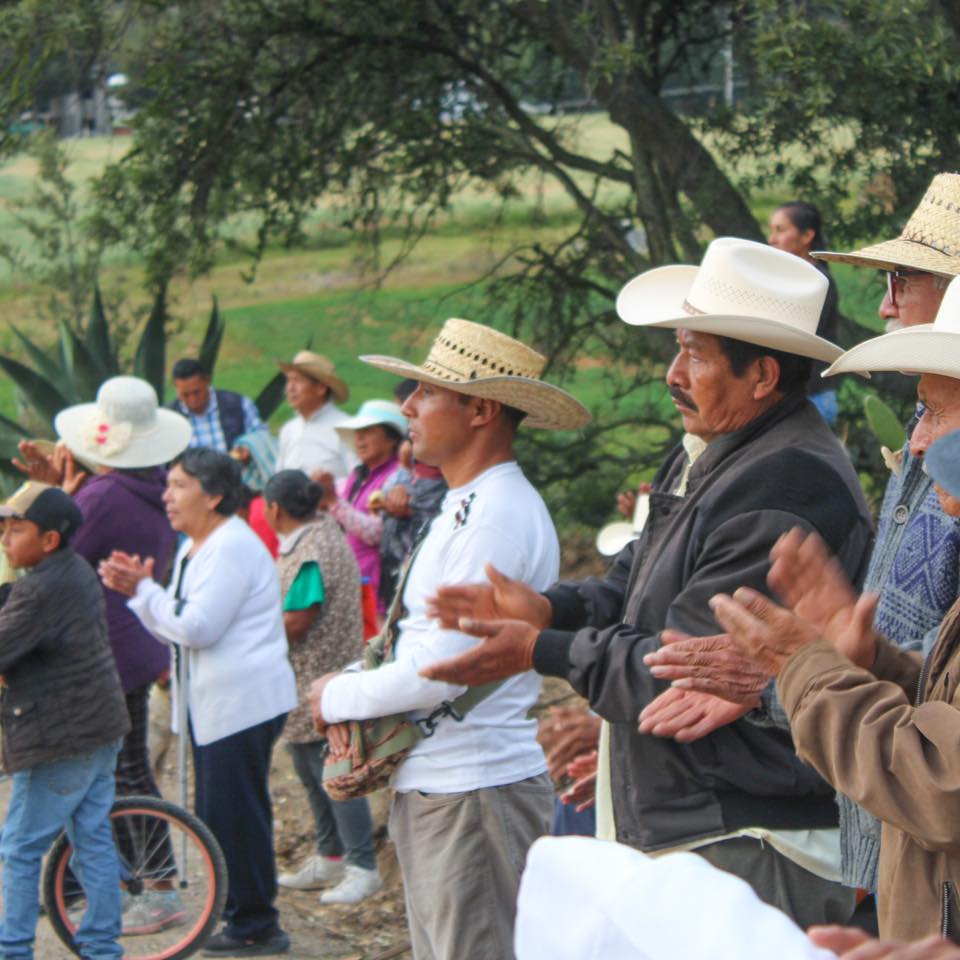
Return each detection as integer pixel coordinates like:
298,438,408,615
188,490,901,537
642,173,960,927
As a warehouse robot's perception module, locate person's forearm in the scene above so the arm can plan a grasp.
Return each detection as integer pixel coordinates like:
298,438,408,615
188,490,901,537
330,499,383,544
321,657,465,724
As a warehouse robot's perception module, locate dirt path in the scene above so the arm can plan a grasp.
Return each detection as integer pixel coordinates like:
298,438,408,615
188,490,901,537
0,745,410,960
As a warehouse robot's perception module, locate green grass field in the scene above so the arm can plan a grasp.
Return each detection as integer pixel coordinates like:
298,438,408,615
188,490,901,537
0,125,895,436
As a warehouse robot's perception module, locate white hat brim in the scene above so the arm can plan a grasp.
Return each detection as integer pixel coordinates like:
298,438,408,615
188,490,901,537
617,265,843,364
335,412,408,440
359,355,591,430
55,404,192,469
824,325,960,378
596,522,637,557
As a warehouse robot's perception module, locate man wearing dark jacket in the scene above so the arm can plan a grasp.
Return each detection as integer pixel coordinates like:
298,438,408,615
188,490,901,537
0,482,130,960
423,239,874,928
171,357,266,455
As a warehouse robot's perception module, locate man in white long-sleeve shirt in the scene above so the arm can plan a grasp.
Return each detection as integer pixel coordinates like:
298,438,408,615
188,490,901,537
310,318,590,960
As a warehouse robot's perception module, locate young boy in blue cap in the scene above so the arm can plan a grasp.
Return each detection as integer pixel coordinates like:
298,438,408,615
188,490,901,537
0,482,130,960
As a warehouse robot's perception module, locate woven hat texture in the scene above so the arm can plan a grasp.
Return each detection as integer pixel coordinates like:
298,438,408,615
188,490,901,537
826,274,960,378
814,173,960,277
277,350,349,404
361,318,590,430
617,237,842,363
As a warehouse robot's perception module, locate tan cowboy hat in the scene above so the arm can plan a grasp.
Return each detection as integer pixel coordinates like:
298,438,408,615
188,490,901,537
277,350,349,404
825,274,960,378
617,237,842,363
55,376,192,469
360,318,590,430
813,173,960,277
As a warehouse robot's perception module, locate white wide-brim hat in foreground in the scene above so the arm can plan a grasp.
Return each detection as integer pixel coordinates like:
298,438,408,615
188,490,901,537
825,274,960,378
813,173,960,277
361,318,590,430
335,399,408,444
616,237,842,364
56,376,192,469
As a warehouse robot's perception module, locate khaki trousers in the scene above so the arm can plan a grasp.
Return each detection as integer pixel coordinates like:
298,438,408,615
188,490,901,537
389,773,553,960
696,835,857,930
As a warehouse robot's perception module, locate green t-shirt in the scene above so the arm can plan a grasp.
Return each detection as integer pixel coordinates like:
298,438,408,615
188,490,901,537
283,560,326,611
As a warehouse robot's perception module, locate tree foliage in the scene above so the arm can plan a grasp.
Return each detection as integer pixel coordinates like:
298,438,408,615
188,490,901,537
2,0,960,521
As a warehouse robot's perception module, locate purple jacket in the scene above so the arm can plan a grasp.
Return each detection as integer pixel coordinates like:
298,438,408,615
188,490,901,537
342,457,399,607
72,470,176,693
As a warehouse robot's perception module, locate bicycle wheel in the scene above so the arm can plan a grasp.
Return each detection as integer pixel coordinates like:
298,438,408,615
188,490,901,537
42,795,227,960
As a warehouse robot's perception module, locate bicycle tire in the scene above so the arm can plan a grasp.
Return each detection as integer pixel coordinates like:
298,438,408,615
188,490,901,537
42,794,227,960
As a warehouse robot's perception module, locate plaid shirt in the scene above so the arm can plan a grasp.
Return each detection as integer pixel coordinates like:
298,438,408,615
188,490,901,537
175,391,266,452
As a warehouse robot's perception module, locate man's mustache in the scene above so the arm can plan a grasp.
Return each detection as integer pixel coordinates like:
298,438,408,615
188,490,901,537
670,387,698,412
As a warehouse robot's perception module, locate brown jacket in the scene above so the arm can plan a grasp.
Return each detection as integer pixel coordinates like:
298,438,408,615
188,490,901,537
778,603,960,942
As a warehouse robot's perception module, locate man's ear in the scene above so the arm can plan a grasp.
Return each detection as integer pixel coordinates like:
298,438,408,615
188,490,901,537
753,356,782,400
469,397,502,427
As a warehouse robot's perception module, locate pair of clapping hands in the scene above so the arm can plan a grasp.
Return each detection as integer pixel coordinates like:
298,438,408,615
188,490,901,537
12,439,88,494
401,528,881,745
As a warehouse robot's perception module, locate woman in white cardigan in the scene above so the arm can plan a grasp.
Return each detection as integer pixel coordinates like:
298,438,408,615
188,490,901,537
102,448,296,958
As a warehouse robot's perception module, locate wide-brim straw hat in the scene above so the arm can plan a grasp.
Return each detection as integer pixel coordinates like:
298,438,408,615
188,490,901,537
617,237,843,364
813,173,960,277
277,350,349,404
335,399,408,444
360,318,590,430
825,274,960,378
55,376,192,469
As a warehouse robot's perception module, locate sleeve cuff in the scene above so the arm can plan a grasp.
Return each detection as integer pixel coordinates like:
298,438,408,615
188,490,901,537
541,586,586,630
533,629,575,678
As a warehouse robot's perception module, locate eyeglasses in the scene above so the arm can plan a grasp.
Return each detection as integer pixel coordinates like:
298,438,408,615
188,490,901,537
885,268,927,308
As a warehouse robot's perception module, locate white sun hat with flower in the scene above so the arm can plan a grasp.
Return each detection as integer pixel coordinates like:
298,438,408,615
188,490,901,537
55,376,192,469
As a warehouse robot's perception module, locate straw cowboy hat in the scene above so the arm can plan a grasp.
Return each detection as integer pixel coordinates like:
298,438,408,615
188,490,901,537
616,237,843,364
55,376,192,470
825,274,960,378
813,173,960,277
360,318,590,430
277,350,349,404
335,399,408,444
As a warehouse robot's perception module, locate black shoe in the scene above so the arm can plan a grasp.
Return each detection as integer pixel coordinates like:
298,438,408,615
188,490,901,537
203,929,291,957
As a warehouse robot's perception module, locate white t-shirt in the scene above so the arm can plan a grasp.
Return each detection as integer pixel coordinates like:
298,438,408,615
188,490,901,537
276,402,358,479
322,460,558,793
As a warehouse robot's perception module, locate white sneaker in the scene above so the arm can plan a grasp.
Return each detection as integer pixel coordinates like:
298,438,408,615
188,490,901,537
278,855,344,890
320,865,383,905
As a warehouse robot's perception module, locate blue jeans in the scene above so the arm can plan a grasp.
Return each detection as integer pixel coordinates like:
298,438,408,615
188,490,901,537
0,738,123,960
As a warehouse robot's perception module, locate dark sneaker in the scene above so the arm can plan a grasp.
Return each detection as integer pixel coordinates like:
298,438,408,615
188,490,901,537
203,929,291,957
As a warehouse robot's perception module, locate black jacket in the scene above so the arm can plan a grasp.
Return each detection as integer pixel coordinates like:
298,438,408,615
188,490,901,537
0,549,130,772
534,395,874,851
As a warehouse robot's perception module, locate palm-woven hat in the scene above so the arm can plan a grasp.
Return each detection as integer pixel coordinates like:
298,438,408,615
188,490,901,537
616,237,842,363
360,318,590,430
55,376,192,469
813,173,960,277
277,350,349,404
825,274,960,378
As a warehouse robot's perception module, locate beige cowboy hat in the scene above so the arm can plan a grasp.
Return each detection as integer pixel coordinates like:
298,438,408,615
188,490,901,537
617,237,842,363
55,376,192,470
277,350,349,404
360,318,590,430
825,274,960,378
814,173,960,277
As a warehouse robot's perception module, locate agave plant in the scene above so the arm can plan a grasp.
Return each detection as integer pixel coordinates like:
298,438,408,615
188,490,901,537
0,286,286,478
